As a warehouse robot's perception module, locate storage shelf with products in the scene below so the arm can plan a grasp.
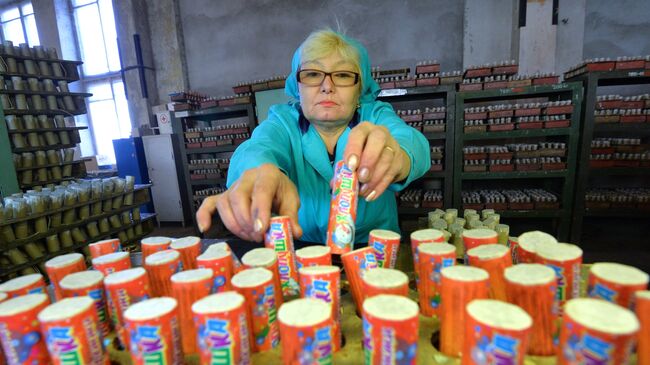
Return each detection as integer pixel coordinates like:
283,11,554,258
453,82,583,241
0,179,154,279
565,59,650,242
170,91,257,231
378,82,456,214
0,43,92,195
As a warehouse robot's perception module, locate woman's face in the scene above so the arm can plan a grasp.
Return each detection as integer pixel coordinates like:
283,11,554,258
298,53,360,127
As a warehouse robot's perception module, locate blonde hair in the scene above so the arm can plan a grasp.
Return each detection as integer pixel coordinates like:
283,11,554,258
300,29,362,89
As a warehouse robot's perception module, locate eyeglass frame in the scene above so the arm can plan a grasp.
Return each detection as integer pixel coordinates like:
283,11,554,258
296,68,360,87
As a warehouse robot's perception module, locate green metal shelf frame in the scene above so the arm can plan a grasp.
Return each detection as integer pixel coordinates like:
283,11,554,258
567,71,650,242
378,84,456,210
171,103,257,232
453,82,584,241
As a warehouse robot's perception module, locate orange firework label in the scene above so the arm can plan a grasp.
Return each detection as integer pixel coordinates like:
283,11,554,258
265,216,300,297
0,295,51,364
362,307,418,364
369,234,400,269
417,250,456,317
89,239,121,259
326,161,359,254
126,306,183,365
194,299,250,365
40,303,107,365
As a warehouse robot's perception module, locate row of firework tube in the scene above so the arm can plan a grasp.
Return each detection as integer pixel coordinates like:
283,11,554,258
0,229,648,363
1,160,649,363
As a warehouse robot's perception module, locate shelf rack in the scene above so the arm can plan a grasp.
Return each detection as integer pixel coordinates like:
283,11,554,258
378,84,456,213
453,82,583,241
566,69,650,242
0,49,91,195
171,103,257,229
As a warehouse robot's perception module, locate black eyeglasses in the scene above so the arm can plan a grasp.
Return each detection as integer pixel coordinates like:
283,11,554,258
297,69,360,87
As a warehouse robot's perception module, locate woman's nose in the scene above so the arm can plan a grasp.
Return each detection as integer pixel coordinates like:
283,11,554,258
320,74,334,93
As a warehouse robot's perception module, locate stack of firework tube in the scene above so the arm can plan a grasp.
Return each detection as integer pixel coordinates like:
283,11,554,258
424,208,511,258
1,216,650,363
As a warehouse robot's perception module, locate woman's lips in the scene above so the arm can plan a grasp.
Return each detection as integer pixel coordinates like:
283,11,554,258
318,101,338,107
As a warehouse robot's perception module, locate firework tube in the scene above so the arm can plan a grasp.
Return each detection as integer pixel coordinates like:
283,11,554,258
466,244,513,300
44,253,86,301
38,297,107,365
417,242,456,317
171,268,213,355
635,291,650,365
295,246,331,270
0,294,50,365
104,268,150,348
197,243,236,293
170,236,201,270
517,231,557,264
231,268,280,352
535,243,582,310
504,263,557,355
241,248,283,306
88,238,121,259
140,236,171,261
559,298,638,364
59,270,110,337
362,294,419,365
463,299,532,365
144,249,182,297
192,291,251,365
410,229,445,273
361,268,409,302
92,251,131,276
369,229,401,269
462,228,498,255
588,262,649,309
264,216,300,297
278,298,334,364
0,273,46,298
124,297,183,365
299,265,342,352
439,265,489,357
341,246,379,313
326,161,359,254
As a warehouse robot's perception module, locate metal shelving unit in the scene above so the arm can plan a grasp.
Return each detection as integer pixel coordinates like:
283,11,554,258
453,82,583,241
378,84,456,214
171,103,257,230
567,69,650,242
0,51,91,195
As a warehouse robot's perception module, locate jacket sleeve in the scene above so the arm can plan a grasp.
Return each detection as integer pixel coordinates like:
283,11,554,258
368,101,431,192
226,108,294,188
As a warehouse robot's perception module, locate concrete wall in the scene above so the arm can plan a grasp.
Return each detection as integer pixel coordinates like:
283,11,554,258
146,0,188,103
178,0,464,96
463,0,517,68
584,0,650,59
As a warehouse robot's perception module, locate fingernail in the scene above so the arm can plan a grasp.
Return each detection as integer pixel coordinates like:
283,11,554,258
198,223,205,233
359,167,369,181
360,184,368,195
347,155,358,171
366,190,377,202
254,218,263,233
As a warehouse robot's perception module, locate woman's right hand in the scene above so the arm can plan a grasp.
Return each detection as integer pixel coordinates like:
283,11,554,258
195,163,302,242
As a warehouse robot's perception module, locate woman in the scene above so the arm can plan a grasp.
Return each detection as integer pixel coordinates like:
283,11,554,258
196,29,430,245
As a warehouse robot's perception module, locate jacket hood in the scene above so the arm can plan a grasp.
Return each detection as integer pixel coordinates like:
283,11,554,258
284,31,381,105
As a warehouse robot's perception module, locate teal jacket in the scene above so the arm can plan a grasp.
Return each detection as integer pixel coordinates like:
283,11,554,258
227,32,430,244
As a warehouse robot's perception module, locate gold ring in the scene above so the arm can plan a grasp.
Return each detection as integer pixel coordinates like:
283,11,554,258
384,146,395,153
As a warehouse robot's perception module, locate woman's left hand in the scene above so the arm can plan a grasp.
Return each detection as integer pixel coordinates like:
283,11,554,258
343,122,411,202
